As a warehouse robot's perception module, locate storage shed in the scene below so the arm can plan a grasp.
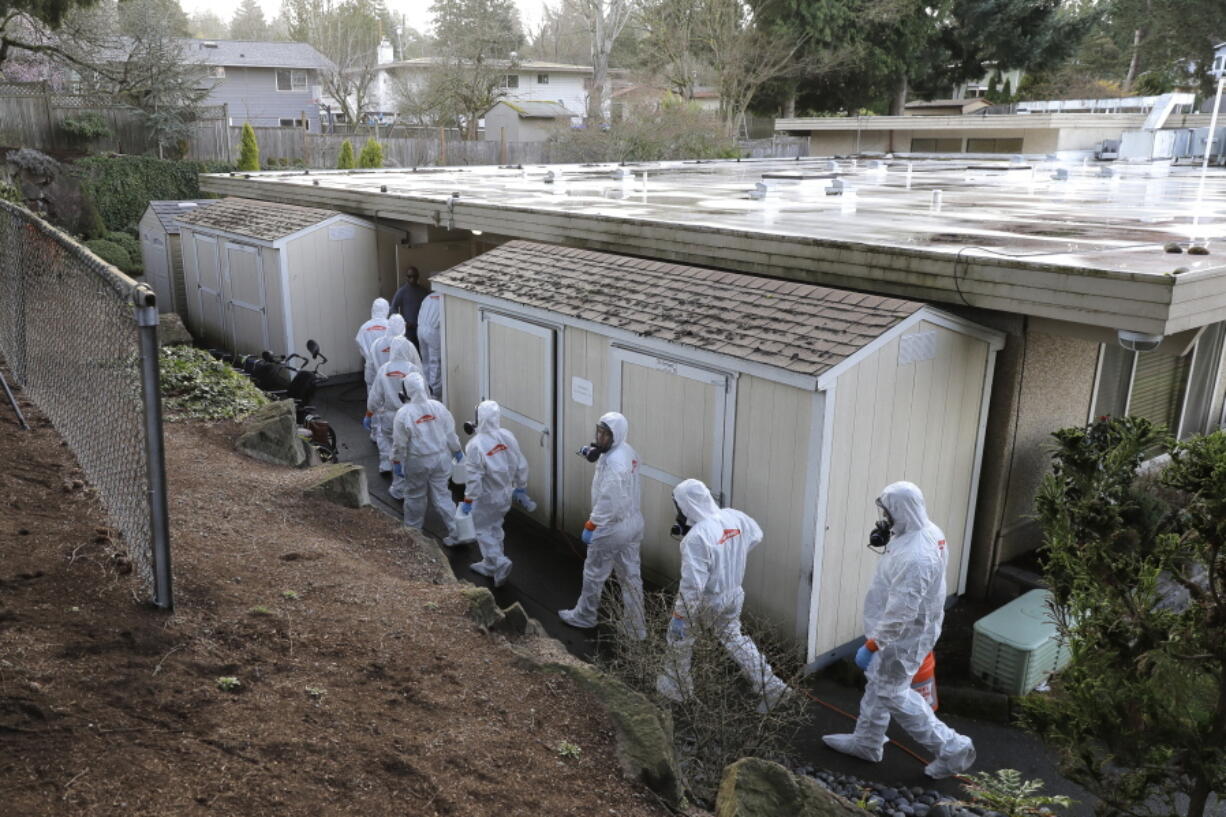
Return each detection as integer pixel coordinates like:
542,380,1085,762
433,241,1005,665
482,100,579,142
138,200,218,319
176,197,383,374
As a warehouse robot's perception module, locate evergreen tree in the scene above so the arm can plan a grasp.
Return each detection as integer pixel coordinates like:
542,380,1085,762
336,138,355,169
230,0,269,40
237,123,260,170
357,137,382,168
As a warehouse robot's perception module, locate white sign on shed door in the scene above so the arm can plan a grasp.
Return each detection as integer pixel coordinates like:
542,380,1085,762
609,348,733,583
479,311,556,526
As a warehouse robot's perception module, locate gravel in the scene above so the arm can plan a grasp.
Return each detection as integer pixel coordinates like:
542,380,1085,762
794,765,975,817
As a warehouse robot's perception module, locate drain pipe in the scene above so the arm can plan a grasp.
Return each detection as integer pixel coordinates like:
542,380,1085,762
134,285,173,609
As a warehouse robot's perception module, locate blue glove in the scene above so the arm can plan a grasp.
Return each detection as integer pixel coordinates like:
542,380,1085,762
513,488,529,505
669,616,686,641
393,462,404,478
460,500,473,517
855,643,877,671
581,526,595,545
362,415,372,431
453,450,464,463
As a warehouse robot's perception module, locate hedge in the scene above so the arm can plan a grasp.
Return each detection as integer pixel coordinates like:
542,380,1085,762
71,155,235,233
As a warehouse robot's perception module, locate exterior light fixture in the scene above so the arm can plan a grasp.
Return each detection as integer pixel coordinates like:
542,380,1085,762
1117,329,1164,352
471,229,483,236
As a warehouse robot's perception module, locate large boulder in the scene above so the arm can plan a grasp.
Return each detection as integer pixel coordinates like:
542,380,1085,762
157,313,194,347
554,662,685,810
716,758,868,817
304,463,369,509
235,400,306,467
462,586,504,631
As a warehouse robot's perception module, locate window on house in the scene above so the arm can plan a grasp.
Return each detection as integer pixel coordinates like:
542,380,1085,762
210,66,226,78
1091,322,1226,439
537,73,549,85
910,137,963,152
499,74,520,89
279,118,307,129
966,137,1024,153
276,69,308,92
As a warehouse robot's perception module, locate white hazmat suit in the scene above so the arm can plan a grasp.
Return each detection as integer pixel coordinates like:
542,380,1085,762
366,337,421,475
416,292,442,397
559,412,647,638
463,401,528,587
656,479,790,711
822,481,976,779
355,298,390,389
392,372,461,542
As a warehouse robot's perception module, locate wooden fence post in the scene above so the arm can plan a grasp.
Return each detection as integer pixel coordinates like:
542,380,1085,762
223,104,232,164
439,127,446,166
499,127,507,165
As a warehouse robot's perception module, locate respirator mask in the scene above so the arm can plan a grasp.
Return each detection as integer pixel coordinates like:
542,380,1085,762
462,407,479,436
868,499,892,553
576,421,613,463
669,500,692,540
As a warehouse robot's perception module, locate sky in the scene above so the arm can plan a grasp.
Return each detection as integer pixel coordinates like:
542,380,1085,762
177,0,552,37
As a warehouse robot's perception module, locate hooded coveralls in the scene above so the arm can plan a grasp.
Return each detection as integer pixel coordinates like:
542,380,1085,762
355,297,390,389
366,337,421,475
416,293,442,397
464,401,528,587
392,372,461,540
559,412,647,638
656,479,789,708
822,481,976,780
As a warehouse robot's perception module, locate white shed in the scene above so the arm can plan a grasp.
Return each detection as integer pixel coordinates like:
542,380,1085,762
433,241,1005,665
482,100,579,143
176,197,382,374
138,200,218,319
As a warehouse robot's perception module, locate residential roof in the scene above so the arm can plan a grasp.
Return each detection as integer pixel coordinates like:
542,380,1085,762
492,100,578,118
175,197,339,241
147,200,218,235
376,57,593,74
178,39,334,71
434,240,923,377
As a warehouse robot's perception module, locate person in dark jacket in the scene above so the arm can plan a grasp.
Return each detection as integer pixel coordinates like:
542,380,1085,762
390,266,429,350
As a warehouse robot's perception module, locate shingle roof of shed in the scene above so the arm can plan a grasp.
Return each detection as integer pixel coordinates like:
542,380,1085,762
434,241,925,377
174,197,339,241
148,200,217,234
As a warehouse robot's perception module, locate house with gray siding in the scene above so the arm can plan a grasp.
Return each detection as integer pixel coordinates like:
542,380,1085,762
179,39,335,132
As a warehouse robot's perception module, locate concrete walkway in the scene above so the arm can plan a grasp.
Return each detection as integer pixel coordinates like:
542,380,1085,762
314,381,1095,813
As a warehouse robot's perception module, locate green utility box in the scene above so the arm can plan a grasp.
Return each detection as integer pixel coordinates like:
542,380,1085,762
971,589,1070,695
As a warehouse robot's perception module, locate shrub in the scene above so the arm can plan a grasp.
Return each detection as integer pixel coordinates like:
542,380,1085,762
72,155,202,233
83,238,133,271
358,138,383,168
0,182,22,204
159,346,268,421
60,111,112,144
548,98,740,163
6,148,61,178
237,123,260,171
337,139,355,169
106,230,141,263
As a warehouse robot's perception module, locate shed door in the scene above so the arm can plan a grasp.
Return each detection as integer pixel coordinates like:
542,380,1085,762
141,229,173,314
479,311,556,526
222,242,269,356
610,348,733,582
194,235,225,345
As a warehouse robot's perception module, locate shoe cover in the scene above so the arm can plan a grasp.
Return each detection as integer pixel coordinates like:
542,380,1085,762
441,536,459,547
822,733,883,763
924,735,975,779
470,562,493,578
655,674,686,704
493,562,512,588
756,685,795,714
558,608,596,629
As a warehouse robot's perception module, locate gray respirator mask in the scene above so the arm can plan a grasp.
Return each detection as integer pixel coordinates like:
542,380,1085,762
868,501,892,553
669,500,692,540
462,408,478,436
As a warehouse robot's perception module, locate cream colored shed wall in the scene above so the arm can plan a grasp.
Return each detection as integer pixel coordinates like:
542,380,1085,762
282,220,379,375
259,246,287,357
807,127,1070,155
179,227,201,338
815,321,989,659
443,296,481,436
731,374,814,642
560,326,611,536
168,234,187,320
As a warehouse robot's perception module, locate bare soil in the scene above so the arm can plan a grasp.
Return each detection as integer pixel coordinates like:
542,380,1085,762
0,381,669,817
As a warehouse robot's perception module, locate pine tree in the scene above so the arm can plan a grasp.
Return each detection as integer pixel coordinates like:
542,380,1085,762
357,138,383,168
237,123,260,171
229,0,269,40
337,139,355,169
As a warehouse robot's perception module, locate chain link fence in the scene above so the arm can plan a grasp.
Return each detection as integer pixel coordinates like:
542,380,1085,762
0,200,171,606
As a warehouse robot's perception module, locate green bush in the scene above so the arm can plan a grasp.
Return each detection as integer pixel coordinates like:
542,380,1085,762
84,238,132,271
336,139,355,169
106,230,141,261
72,155,201,233
0,182,22,204
60,112,112,143
159,346,268,420
238,123,260,171
357,138,383,168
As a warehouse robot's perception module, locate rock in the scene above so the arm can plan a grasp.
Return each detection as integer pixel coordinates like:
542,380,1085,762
716,758,871,817
912,806,929,817
493,601,530,635
157,312,194,346
234,400,305,467
929,805,955,817
304,463,369,509
879,788,898,801
462,587,504,631
556,662,684,810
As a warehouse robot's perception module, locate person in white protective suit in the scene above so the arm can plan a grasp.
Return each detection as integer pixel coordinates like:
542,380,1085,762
392,372,463,544
416,292,442,398
655,479,791,712
459,401,531,587
365,337,421,477
355,297,390,387
822,481,976,780
558,412,647,639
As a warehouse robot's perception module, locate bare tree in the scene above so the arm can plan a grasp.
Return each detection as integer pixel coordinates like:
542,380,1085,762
567,0,635,123
283,0,380,125
637,0,704,99
391,56,519,138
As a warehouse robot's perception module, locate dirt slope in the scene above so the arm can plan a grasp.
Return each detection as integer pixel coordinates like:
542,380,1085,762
0,389,668,817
